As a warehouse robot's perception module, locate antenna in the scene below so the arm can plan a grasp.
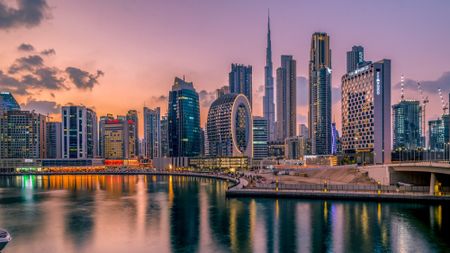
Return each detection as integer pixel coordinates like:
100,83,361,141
400,75,405,101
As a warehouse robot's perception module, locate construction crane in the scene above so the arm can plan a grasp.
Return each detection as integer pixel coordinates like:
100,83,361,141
400,75,405,101
417,82,429,148
438,88,449,115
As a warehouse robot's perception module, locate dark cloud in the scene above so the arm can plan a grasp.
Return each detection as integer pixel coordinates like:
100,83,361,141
199,90,216,108
393,71,450,96
0,0,50,30
18,43,34,52
8,54,44,74
148,95,167,104
40,48,55,56
65,67,104,90
21,98,61,115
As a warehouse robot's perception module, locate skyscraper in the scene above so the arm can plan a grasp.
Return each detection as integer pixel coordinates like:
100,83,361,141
276,55,296,141
341,58,391,164
99,114,114,158
143,107,161,159
392,100,423,150
298,124,309,137
168,77,201,157
127,110,139,156
62,105,98,159
0,92,21,114
46,121,62,159
429,118,445,151
253,116,268,160
160,114,169,157
229,64,252,107
0,110,46,158
263,13,275,142
331,121,339,155
102,116,135,159
346,46,371,73
206,93,252,157
309,32,332,155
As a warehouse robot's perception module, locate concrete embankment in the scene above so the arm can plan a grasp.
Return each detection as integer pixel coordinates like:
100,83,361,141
226,188,450,203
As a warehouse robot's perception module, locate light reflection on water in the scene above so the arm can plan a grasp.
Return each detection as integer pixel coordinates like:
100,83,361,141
0,175,449,253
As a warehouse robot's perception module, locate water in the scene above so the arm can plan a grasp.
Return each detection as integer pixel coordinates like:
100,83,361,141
0,175,449,253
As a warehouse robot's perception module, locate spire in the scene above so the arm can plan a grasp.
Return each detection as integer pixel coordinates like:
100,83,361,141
400,74,405,101
266,9,272,67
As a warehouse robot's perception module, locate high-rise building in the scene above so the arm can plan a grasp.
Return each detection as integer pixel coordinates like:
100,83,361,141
168,77,201,157
346,46,371,73
285,136,309,160
263,13,276,142
253,116,268,160
0,92,21,114
298,124,308,137
127,110,139,156
99,114,114,158
216,86,230,98
143,107,161,159
276,55,296,141
229,64,252,107
0,110,46,158
392,100,423,150
62,105,98,159
331,121,339,155
206,93,252,157
429,118,445,151
203,123,209,157
160,115,169,157
101,116,135,159
309,32,332,155
45,121,62,159
200,127,205,157
341,58,391,164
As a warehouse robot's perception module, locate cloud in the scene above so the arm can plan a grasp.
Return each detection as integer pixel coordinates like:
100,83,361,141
21,98,61,115
0,0,50,30
40,48,55,56
65,67,104,90
199,89,216,108
17,43,34,52
8,54,44,74
394,71,450,96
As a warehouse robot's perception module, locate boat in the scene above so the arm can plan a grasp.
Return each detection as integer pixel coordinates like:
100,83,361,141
0,229,11,251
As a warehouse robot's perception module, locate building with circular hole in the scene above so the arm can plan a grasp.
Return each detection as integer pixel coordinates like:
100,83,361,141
206,93,253,158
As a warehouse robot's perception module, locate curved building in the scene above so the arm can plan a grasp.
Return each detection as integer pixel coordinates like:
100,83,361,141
207,93,252,158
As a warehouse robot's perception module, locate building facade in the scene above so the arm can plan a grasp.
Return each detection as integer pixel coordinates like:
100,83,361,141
46,121,62,159
253,116,268,160
346,46,371,73
309,32,332,155
263,13,276,142
143,107,161,159
102,117,136,159
392,100,423,150
341,59,391,164
168,77,201,157
0,110,46,159
285,136,309,160
276,55,297,141
229,64,252,107
207,93,253,158
127,110,139,156
160,115,169,157
62,106,98,159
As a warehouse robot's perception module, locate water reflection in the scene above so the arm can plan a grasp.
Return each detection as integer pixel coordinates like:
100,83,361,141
0,175,449,253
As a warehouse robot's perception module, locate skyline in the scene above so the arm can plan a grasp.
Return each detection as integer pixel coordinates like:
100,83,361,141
1,1,450,136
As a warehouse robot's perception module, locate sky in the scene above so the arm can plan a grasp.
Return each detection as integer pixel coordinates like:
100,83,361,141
1,0,450,137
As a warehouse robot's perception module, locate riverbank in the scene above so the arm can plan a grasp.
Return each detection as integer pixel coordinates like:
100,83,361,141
226,188,450,203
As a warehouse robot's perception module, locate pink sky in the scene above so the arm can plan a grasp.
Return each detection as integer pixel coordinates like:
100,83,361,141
1,0,450,137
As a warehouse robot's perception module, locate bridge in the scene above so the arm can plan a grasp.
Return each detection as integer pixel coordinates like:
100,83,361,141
362,162,450,195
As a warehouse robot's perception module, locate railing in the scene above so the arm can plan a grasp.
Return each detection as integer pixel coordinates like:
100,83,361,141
254,183,450,194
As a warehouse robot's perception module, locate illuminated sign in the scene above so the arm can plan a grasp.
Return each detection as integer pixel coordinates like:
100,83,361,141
348,65,369,77
376,71,381,95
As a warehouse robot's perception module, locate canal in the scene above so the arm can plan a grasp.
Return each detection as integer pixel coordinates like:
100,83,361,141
0,175,448,253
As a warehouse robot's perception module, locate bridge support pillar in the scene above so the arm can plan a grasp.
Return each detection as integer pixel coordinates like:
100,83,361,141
430,173,436,195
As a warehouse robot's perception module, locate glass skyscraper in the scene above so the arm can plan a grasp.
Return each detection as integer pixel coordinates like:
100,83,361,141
0,92,21,113
392,100,423,150
143,107,161,159
229,64,252,107
309,32,332,155
168,77,201,157
276,55,296,141
253,116,268,160
263,13,276,142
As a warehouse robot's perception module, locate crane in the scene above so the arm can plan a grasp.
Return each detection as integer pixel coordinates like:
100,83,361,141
438,88,449,115
417,82,429,148
400,75,405,101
